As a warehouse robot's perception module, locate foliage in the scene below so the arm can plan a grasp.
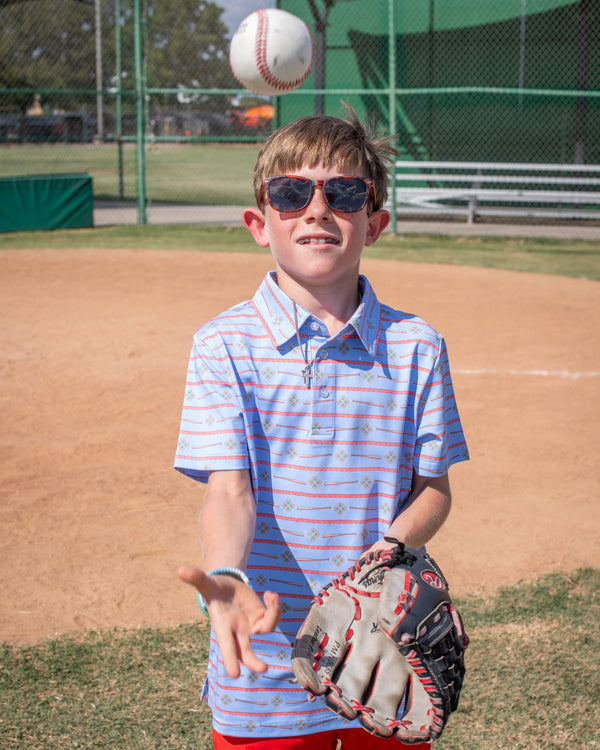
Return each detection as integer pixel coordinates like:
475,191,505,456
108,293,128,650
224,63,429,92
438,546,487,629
0,0,97,96
440,569,600,750
2,224,599,282
367,231,600,281
0,0,235,113
0,142,262,204
0,570,598,749
0,624,213,749
0,69,33,113
146,0,236,104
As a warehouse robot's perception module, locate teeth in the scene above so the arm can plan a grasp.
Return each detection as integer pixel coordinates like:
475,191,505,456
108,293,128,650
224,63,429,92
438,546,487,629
298,238,336,245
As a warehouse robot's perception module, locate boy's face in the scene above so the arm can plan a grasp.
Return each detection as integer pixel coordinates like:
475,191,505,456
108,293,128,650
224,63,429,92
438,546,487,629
243,162,389,297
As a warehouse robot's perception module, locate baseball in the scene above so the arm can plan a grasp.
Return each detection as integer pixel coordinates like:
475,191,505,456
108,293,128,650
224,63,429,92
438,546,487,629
229,8,314,96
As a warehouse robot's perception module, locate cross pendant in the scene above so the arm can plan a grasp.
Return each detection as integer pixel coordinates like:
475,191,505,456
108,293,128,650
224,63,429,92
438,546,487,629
301,365,312,388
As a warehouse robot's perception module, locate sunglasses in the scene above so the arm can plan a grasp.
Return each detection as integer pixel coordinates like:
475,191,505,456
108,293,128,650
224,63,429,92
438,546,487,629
260,175,374,213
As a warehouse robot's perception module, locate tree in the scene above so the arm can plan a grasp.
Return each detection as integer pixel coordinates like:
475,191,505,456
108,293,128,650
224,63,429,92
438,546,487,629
0,0,97,100
146,0,235,96
0,0,235,114
0,70,33,113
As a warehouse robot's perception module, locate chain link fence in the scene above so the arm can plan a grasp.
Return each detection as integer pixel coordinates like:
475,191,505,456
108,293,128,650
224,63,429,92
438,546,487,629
281,0,600,165
1,0,598,225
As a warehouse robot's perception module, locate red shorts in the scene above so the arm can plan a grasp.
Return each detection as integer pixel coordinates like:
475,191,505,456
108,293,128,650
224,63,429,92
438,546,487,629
213,728,431,749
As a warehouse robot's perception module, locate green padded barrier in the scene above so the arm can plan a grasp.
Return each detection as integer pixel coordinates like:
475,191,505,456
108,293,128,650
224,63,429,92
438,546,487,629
0,173,93,233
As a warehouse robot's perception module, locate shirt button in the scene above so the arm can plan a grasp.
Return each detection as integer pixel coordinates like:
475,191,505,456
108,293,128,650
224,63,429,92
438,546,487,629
319,350,329,360
319,387,329,399
310,321,320,332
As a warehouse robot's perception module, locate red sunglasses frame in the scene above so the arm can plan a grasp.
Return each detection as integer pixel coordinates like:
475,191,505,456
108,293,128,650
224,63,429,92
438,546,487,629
259,174,375,213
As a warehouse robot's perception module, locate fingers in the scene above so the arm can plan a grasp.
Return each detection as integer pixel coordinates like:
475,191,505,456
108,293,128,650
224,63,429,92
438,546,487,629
253,590,281,633
213,624,243,678
177,565,211,596
237,637,269,675
212,620,269,678
178,567,281,678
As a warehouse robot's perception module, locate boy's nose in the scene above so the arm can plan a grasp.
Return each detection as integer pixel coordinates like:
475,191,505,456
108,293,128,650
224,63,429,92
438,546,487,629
305,184,331,217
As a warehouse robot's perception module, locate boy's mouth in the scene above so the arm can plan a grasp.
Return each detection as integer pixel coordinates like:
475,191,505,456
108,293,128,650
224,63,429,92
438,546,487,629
297,236,339,246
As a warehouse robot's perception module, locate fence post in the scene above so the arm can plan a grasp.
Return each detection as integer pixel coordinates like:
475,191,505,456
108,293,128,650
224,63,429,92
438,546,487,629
115,0,124,200
94,0,104,141
389,0,397,234
133,0,147,224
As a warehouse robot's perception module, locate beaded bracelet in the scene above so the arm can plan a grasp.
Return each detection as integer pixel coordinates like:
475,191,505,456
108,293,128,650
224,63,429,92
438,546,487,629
195,567,252,618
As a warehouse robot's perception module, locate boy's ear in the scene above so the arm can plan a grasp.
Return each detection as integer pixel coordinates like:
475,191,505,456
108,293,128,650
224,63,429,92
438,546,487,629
243,208,270,248
364,209,390,246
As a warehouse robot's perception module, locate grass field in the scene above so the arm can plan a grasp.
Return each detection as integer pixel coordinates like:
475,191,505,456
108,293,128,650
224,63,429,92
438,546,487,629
1,142,598,281
0,142,261,204
1,224,599,281
1,170,599,747
1,569,598,749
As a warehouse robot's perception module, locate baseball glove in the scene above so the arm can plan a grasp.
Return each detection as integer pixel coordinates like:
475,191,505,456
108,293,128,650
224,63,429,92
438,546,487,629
291,539,469,744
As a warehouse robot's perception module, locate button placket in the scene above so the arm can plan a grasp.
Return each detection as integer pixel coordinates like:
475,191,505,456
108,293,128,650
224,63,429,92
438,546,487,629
310,344,334,436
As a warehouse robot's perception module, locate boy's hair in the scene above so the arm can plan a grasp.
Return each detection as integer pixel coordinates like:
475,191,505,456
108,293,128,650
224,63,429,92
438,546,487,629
253,105,399,213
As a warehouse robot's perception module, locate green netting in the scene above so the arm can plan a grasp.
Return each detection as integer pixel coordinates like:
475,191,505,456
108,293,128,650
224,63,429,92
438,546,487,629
0,0,598,220
280,0,599,163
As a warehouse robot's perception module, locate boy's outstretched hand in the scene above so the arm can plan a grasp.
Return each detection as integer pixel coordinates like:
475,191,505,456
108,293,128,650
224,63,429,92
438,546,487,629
177,565,281,678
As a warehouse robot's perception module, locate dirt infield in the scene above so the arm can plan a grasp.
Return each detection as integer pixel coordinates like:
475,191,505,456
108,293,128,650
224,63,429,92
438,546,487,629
1,248,599,645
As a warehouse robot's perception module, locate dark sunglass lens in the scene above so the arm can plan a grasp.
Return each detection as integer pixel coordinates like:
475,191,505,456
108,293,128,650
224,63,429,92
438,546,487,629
269,177,311,211
325,178,368,212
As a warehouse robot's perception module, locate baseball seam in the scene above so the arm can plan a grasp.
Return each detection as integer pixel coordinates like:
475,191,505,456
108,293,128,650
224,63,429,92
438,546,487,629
255,9,313,93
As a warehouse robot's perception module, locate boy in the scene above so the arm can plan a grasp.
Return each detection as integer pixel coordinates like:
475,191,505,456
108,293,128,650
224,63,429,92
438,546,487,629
175,107,469,749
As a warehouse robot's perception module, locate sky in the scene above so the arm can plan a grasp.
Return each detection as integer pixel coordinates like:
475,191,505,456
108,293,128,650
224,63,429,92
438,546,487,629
221,0,277,36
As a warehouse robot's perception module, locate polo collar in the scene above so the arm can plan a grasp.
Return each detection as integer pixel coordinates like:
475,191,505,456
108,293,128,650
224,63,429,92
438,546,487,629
252,271,381,357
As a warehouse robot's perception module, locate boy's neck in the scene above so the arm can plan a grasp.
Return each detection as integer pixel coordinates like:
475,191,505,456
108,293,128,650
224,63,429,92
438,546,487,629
276,273,361,337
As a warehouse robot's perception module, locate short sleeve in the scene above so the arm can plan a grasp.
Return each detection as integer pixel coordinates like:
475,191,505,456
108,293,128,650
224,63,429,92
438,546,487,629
412,337,469,476
174,333,249,483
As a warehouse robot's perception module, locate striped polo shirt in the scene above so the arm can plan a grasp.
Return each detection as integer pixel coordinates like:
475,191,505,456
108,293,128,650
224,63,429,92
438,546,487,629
174,271,469,738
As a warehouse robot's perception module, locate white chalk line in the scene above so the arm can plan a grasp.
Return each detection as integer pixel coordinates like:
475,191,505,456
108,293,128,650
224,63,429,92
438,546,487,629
455,368,600,380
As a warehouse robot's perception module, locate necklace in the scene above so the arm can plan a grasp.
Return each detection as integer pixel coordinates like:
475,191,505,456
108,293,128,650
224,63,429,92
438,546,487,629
293,301,316,388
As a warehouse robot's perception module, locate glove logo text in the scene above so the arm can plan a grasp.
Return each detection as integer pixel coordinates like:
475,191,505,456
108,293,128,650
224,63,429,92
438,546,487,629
422,570,446,590
360,568,387,588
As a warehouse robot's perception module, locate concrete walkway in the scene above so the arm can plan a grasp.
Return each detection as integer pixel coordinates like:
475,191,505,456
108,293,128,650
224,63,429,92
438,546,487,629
94,202,600,240
94,202,248,228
